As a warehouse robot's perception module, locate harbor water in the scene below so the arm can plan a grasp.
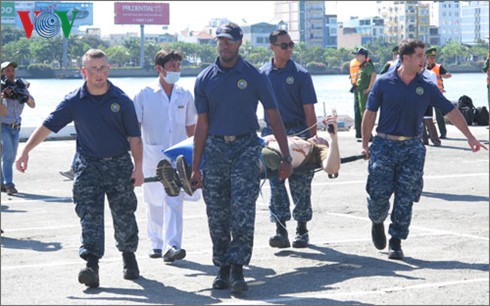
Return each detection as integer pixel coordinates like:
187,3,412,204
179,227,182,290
20,72,488,129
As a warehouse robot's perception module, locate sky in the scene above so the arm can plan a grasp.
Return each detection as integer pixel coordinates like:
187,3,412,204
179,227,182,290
89,1,378,36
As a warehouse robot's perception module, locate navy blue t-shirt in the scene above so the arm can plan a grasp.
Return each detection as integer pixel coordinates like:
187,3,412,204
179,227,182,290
260,59,317,124
367,69,454,137
43,81,141,158
194,56,278,135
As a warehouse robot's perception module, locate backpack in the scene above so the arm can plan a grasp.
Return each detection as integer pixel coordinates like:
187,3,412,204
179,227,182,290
457,95,475,109
457,95,476,125
474,106,489,126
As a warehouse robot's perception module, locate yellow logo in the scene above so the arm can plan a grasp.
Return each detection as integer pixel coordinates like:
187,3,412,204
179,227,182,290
416,87,424,95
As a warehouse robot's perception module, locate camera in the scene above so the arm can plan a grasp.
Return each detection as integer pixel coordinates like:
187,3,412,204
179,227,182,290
1,75,30,104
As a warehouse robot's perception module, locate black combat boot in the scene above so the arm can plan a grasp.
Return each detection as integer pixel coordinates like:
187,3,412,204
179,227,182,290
122,252,140,280
269,220,290,248
230,264,248,294
78,254,100,288
212,264,230,289
292,221,309,248
388,237,404,260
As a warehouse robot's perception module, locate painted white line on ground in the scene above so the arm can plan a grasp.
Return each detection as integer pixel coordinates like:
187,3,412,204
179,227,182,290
220,277,489,305
326,212,489,241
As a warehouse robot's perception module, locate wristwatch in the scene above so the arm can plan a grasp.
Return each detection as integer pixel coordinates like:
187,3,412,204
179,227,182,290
281,155,292,164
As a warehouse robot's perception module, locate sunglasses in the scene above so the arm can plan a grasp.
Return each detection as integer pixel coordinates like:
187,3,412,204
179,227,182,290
274,41,295,50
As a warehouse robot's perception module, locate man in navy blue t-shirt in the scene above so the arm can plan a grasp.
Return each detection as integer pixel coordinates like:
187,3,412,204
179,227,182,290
16,49,143,288
260,29,318,250
361,39,487,261
191,22,292,294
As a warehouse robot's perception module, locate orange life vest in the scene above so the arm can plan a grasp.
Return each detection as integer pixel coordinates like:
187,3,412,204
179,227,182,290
349,59,361,85
428,64,444,92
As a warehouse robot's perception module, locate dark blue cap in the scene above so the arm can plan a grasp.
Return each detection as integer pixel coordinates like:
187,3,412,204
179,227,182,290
216,22,243,41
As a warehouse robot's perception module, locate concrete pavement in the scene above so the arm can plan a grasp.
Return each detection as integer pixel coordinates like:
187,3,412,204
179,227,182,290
1,125,489,305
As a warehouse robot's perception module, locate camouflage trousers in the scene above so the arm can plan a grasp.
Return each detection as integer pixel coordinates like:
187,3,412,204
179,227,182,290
262,125,314,223
366,137,425,240
203,134,262,266
73,153,139,260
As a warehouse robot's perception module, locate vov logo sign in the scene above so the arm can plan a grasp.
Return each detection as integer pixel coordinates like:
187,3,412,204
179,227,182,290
17,10,78,39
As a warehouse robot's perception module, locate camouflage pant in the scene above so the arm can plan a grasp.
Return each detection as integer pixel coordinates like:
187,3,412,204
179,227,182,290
366,137,425,240
203,134,262,266
73,153,138,260
262,125,314,223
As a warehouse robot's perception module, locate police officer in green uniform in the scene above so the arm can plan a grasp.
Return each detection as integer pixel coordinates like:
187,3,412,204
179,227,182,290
380,46,399,75
355,47,377,141
426,47,452,138
191,22,292,294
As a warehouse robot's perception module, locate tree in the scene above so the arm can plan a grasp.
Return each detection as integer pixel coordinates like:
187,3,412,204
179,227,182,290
123,37,141,66
0,27,25,45
105,45,130,67
440,40,464,65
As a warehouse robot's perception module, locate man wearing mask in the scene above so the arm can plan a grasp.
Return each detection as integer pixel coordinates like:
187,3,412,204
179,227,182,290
133,49,197,263
1,61,35,195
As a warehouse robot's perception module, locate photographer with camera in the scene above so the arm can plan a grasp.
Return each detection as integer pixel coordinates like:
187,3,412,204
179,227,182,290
1,61,35,195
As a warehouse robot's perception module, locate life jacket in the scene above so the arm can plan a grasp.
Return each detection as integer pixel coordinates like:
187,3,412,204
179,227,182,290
428,63,444,92
349,59,361,85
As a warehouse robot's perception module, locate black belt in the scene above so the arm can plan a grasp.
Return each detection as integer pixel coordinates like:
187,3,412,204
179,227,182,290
283,120,305,129
2,123,21,129
81,153,127,161
209,133,253,143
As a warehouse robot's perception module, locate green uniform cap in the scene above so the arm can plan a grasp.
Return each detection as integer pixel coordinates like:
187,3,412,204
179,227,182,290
426,47,437,56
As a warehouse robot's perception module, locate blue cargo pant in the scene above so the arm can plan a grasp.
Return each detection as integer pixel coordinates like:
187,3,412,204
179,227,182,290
262,125,314,223
203,134,262,266
366,137,425,240
73,153,139,260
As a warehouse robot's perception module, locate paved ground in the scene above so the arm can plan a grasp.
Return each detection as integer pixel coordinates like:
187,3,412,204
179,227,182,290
1,125,489,305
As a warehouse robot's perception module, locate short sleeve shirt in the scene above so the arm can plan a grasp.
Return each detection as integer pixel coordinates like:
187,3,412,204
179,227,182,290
194,57,278,135
366,69,454,137
43,81,141,158
260,59,317,124
133,79,196,147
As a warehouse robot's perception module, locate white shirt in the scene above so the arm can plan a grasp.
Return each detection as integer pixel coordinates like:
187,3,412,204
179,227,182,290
133,79,197,147
421,68,438,86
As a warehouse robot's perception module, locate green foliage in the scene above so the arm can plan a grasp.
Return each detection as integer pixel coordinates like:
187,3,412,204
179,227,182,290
26,64,55,78
305,62,327,73
1,29,488,73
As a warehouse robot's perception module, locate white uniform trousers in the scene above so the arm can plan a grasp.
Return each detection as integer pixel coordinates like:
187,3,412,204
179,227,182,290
143,145,184,254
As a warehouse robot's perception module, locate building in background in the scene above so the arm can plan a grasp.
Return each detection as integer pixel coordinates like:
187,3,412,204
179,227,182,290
429,0,461,45
242,22,278,48
461,0,489,45
274,0,325,47
377,1,430,43
341,16,384,45
324,14,338,48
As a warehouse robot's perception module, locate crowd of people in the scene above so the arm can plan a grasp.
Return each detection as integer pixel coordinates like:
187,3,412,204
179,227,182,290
2,22,488,294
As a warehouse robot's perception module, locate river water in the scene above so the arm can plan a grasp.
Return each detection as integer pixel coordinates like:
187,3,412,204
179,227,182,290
21,72,487,128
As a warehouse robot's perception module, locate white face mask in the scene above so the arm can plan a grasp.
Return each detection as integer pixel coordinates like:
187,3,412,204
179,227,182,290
163,71,180,84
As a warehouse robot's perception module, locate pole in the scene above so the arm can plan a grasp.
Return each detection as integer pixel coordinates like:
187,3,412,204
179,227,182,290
140,24,145,68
